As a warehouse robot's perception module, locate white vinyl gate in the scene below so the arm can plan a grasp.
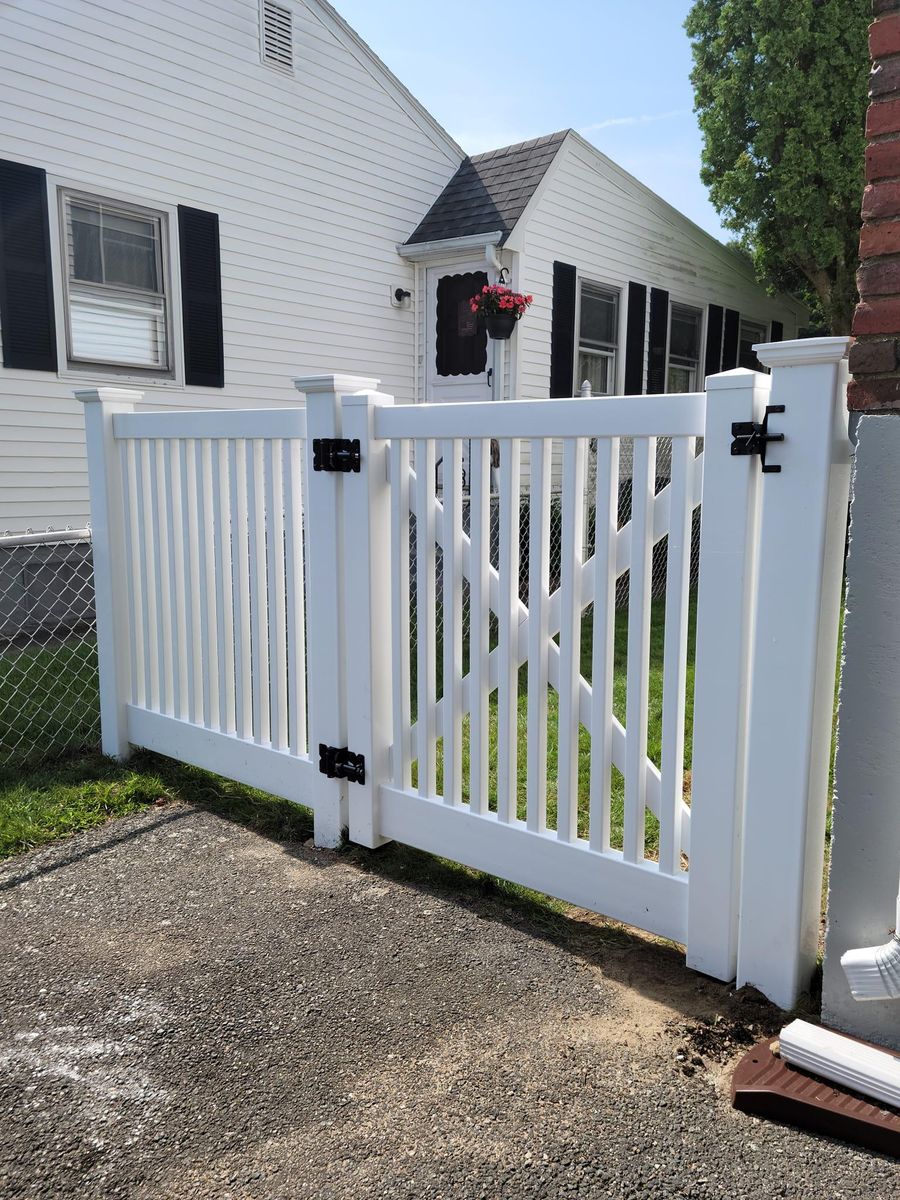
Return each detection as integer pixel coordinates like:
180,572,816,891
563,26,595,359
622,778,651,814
80,337,850,1009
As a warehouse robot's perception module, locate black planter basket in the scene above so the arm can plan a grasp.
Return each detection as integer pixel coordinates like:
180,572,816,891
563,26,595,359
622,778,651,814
482,312,518,340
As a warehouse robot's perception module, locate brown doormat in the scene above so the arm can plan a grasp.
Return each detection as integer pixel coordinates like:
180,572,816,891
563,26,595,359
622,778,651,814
732,1035,900,1157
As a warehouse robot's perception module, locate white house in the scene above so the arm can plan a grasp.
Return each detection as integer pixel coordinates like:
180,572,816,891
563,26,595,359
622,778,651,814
0,0,805,533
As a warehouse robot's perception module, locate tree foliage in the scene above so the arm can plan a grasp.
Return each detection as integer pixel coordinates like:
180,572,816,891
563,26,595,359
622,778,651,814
685,0,870,333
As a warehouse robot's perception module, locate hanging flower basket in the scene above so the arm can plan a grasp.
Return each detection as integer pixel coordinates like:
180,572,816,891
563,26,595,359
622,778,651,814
483,311,518,340
469,284,533,340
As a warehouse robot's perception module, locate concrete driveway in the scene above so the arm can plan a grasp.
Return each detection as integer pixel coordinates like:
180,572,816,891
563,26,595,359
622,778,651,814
1,802,897,1199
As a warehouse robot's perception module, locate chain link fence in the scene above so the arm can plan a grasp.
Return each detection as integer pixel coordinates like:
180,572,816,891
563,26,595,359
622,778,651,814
0,528,100,770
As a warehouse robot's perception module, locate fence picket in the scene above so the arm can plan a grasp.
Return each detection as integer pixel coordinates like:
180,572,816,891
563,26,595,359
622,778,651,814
589,437,619,852
122,439,144,708
659,438,694,875
414,438,437,797
497,437,521,823
137,438,159,711
266,439,289,751
163,441,186,721
284,439,307,757
151,440,173,715
181,439,202,725
213,440,236,734
196,440,216,728
441,439,463,806
526,438,551,833
248,440,271,745
229,439,253,740
623,436,656,863
390,438,412,787
557,437,586,842
468,439,491,815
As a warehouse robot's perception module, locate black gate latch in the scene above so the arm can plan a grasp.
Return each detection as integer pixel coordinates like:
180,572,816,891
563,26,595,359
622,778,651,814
312,438,361,473
731,404,785,474
318,743,366,785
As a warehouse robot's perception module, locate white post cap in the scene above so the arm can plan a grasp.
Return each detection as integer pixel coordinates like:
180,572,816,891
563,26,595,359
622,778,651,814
293,374,381,397
754,336,850,370
74,387,144,405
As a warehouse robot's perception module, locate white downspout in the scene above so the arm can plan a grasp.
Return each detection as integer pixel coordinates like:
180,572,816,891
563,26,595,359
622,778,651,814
841,870,900,1001
486,242,504,403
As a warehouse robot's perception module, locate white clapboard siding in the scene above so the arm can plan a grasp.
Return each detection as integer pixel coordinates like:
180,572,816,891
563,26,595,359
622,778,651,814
514,135,805,401
0,0,461,530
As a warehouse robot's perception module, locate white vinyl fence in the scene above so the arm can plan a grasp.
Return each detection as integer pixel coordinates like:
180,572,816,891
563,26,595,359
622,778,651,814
80,338,850,1009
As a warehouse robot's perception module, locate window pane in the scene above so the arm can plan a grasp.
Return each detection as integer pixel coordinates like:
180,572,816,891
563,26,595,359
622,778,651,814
70,203,103,284
739,320,767,370
667,363,694,393
578,350,610,396
102,210,159,292
669,305,701,361
69,287,167,368
580,285,617,347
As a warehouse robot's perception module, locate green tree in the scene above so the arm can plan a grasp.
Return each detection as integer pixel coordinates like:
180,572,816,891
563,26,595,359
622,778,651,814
685,0,870,334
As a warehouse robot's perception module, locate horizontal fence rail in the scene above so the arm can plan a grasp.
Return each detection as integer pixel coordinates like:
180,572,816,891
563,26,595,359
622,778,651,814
375,392,707,440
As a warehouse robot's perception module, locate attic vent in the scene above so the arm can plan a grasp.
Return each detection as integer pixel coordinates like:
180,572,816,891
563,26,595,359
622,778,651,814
261,0,293,72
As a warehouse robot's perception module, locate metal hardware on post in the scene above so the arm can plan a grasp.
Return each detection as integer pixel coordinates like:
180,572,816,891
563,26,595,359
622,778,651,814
731,404,786,473
318,743,365,785
312,437,361,473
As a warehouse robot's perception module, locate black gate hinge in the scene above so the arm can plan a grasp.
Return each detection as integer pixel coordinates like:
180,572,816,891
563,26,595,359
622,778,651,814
318,743,365,785
312,438,361,473
731,404,785,474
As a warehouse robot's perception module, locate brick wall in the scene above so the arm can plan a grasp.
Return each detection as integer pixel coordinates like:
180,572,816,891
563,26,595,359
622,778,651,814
849,0,900,409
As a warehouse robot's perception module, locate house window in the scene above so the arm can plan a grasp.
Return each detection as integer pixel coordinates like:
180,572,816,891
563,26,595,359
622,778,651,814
739,318,768,370
61,192,170,373
578,282,618,395
667,303,702,392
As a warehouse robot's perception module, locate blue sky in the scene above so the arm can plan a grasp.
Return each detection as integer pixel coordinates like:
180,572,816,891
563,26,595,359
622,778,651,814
336,0,726,242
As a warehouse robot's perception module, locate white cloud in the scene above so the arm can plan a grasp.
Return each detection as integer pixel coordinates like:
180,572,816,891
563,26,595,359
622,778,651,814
580,110,689,134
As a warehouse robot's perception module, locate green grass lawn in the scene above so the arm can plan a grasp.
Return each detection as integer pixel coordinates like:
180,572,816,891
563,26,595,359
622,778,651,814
0,636,100,767
0,599,692,862
0,750,315,861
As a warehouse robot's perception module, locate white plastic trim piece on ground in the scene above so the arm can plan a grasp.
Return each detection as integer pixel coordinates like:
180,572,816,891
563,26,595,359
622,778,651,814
841,875,900,1002
779,1020,900,1111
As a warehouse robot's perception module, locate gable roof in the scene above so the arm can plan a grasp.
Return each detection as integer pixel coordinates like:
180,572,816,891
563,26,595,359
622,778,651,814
404,130,569,246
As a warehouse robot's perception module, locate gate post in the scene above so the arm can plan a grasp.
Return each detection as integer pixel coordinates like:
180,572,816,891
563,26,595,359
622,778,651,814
340,387,395,848
294,374,380,849
77,387,144,760
687,369,769,982
736,337,851,1009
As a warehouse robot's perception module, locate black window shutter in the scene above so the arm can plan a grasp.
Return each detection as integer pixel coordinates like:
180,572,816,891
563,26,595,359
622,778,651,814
704,304,724,379
770,319,784,342
623,282,647,394
178,205,224,387
722,308,740,370
647,287,669,394
549,260,577,397
0,159,57,371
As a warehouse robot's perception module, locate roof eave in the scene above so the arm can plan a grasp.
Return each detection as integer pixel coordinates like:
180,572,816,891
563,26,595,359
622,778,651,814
397,231,506,261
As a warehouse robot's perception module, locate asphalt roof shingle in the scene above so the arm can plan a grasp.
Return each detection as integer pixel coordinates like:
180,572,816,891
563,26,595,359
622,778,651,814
405,130,569,246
